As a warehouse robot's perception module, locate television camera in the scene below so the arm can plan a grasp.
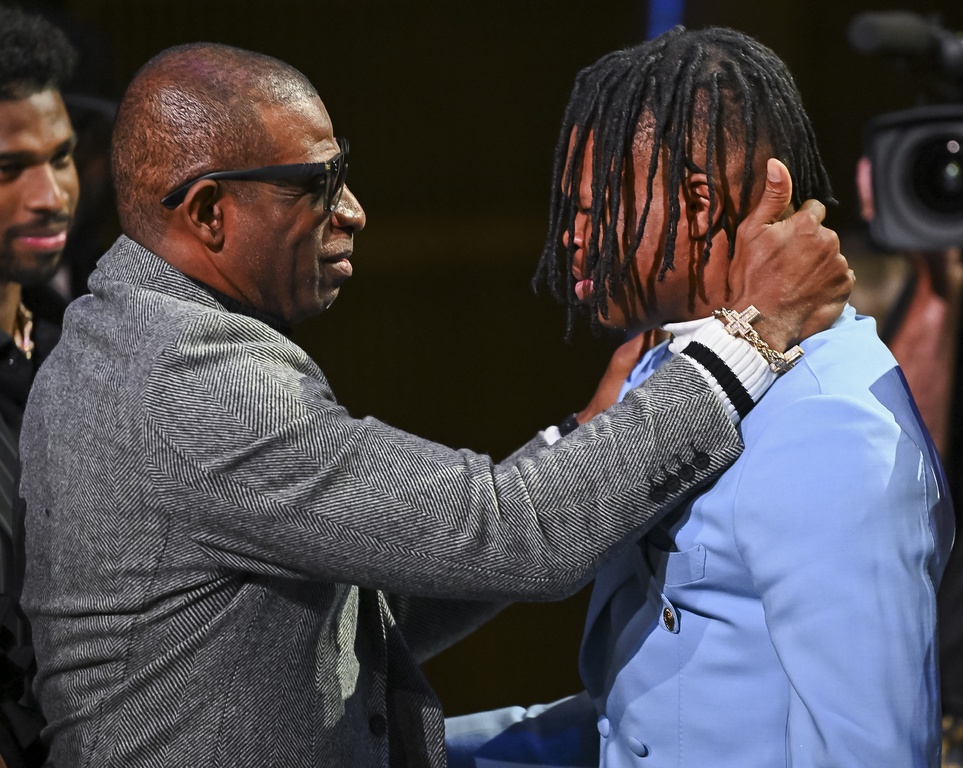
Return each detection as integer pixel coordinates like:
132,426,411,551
849,10,963,251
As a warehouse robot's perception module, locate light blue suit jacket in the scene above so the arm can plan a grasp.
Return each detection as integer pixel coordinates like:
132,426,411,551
447,308,954,767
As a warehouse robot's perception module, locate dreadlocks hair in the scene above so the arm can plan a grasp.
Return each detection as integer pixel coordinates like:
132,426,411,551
535,26,834,337
0,3,77,100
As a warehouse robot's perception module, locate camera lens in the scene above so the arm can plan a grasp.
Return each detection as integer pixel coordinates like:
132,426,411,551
911,136,963,215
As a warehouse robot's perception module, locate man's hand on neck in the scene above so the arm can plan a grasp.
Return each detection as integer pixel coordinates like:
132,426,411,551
729,159,853,351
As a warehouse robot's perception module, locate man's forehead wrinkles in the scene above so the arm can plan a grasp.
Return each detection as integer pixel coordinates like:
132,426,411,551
302,122,338,156
260,98,334,161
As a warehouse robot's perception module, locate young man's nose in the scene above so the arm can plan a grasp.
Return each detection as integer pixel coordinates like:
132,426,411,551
24,163,72,212
562,214,588,249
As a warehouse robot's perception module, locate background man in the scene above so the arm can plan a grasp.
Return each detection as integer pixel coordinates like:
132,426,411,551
0,6,78,767
0,7,77,512
447,27,952,767
19,42,849,766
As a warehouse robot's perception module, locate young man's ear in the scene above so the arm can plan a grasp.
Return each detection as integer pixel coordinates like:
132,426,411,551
684,172,725,239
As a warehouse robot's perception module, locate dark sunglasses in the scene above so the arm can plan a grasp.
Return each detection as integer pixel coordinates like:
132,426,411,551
160,137,349,211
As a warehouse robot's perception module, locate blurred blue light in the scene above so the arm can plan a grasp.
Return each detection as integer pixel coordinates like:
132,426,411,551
648,0,684,39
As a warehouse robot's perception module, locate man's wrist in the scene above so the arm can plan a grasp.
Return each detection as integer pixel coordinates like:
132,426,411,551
669,316,778,423
712,306,804,374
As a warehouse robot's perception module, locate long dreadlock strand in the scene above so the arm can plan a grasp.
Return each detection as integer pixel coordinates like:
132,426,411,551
702,70,722,266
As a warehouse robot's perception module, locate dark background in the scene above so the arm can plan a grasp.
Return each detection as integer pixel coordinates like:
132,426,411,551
24,0,963,714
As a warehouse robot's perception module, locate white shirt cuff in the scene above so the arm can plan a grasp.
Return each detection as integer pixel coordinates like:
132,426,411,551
666,316,776,423
541,425,563,446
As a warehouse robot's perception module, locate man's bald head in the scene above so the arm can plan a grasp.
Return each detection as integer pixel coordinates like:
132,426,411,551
111,43,318,245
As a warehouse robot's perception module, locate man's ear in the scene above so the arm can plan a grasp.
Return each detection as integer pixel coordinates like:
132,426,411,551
684,172,725,239
180,180,225,251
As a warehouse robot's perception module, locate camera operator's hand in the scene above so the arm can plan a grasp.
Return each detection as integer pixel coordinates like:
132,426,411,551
730,158,854,351
887,248,963,454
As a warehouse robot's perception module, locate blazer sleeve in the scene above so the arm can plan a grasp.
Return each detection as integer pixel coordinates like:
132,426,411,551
733,394,947,767
144,312,743,601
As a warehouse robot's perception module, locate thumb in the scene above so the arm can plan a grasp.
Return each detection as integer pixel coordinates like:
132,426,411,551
747,158,793,226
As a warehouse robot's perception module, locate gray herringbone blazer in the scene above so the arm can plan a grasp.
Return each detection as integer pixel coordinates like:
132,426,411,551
19,237,741,767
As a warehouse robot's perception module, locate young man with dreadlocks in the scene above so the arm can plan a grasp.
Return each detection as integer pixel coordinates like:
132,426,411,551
447,26,953,768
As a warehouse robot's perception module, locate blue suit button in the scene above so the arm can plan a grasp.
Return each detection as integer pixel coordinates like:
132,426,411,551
627,737,649,757
597,716,611,738
659,594,680,633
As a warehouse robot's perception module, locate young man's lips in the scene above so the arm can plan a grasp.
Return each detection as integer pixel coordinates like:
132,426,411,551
575,278,594,302
571,255,591,301
14,230,68,251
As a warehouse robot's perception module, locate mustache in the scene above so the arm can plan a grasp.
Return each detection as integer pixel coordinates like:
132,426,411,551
6,212,74,239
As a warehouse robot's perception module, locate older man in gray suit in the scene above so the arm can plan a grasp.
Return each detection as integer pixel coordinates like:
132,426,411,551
18,42,849,767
